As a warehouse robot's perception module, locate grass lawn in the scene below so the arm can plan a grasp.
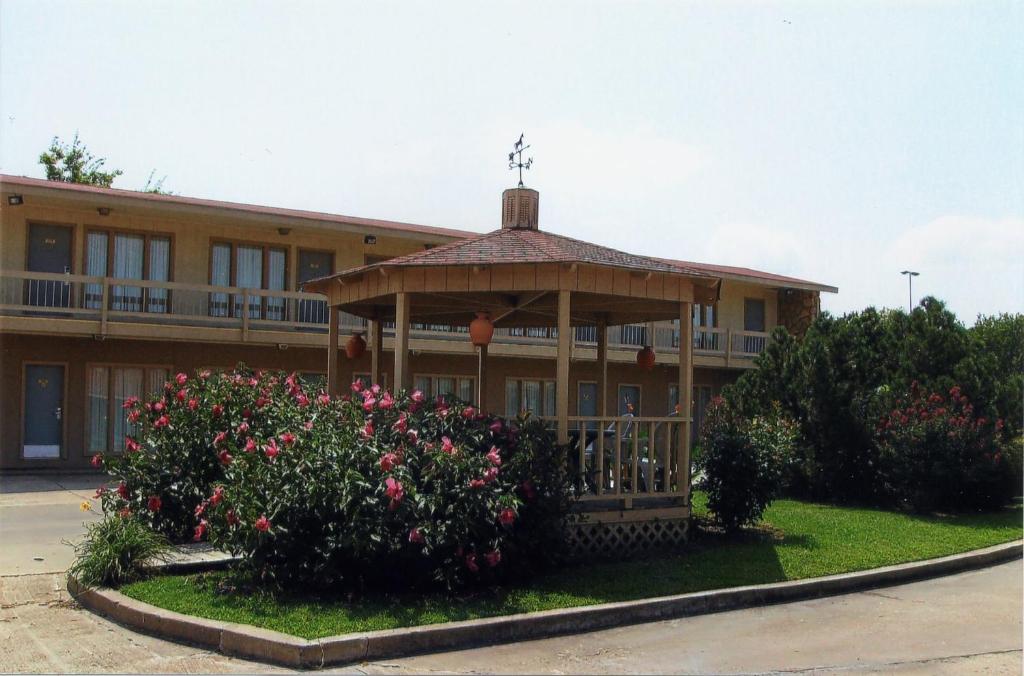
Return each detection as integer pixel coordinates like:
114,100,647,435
120,495,1023,640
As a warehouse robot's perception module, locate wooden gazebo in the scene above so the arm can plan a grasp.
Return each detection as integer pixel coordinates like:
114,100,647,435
305,187,721,552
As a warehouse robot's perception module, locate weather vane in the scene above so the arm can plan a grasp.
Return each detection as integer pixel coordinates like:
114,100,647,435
507,133,533,188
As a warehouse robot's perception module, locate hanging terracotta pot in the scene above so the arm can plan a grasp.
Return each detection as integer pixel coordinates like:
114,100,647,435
346,332,367,359
636,345,656,371
469,311,494,347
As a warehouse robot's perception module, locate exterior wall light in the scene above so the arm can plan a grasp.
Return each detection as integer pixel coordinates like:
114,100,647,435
97,207,111,216
364,235,377,245
7,195,23,206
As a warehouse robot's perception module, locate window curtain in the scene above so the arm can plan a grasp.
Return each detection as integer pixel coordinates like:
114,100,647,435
146,368,169,397
458,378,474,404
84,233,108,310
112,368,143,453
435,377,455,397
505,380,520,417
87,366,109,453
413,376,432,394
111,234,144,312
235,245,263,318
543,381,556,417
147,238,170,313
266,248,286,321
209,244,231,317
523,380,541,415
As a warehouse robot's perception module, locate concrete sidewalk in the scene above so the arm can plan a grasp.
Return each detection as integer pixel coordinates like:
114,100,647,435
0,473,105,575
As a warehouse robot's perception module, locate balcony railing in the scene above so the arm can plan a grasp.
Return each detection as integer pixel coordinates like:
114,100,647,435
0,270,771,359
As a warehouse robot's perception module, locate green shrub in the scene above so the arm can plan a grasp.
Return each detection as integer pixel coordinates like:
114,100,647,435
697,399,796,531
97,367,571,591
68,512,171,588
876,383,1018,512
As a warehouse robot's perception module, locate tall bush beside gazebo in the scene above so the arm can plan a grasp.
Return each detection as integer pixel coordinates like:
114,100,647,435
305,187,722,555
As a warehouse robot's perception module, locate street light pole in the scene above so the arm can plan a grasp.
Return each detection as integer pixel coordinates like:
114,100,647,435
900,270,919,312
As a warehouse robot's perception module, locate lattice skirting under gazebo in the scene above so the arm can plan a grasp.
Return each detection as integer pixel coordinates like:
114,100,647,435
567,512,690,559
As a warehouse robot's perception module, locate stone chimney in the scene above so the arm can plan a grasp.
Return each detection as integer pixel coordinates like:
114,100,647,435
501,187,539,230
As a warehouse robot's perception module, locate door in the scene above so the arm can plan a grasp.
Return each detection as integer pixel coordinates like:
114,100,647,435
743,298,766,353
24,365,65,459
298,250,333,324
26,224,73,308
578,382,598,430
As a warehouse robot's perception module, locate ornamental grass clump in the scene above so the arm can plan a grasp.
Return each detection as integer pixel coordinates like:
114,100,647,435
876,383,1018,512
68,510,171,588
96,366,570,591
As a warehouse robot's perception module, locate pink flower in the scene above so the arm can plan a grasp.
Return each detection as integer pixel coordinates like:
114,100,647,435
380,452,399,472
489,420,503,435
484,549,501,567
385,477,404,503
441,436,455,454
264,439,279,459
318,393,331,406
93,486,106,498
371,384,381,395
410,389,425,403
242,408,252,419
154,415,170,428
175,372,188,386
469,478,485,489
392,414,408,434
255,396,269,409
362,396,377,412
255,515,271,532
226,509,239,526
484,466,499,483
176,389,187,403
122,396,139,410
244,437,257,453
153,401,165,413
461,406,475,419
407,429,419,444
408,527,425,544
486,446,502,466
188,398,199,411
465,553,479,573
194,502,205,517
295,393,310,408
210,486,224,506
498,508,516,526
361,420,375,439
199,370,211,380
379,392,395,410
193,520,208,541
147,496,162,512
218,449,233,465
117,482,129,499
91,453,103,468
303,420,314,431
237,422,250,433
351,380,364,393
127,409,141,423
213,431,228,447
212,404,224,417
279,432,296,446
125,437,140,453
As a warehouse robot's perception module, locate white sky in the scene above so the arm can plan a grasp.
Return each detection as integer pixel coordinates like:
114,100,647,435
1,1,1021,322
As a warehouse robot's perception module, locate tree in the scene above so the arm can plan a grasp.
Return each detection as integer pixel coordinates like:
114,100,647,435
39,133,123,187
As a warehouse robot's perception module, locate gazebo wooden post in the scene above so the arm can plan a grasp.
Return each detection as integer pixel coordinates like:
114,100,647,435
556,290,571,445
394,292,411,391
369,318,382,387
327,305,340,396
596,316,608,417
679,301,694,502
477,344,488,411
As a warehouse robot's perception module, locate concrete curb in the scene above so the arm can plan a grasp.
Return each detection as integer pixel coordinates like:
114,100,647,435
68,539,1023,669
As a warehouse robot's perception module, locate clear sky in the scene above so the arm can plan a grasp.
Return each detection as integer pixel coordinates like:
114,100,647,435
2,1,1021,322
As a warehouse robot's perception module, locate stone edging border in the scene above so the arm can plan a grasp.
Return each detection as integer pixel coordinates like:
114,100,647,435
67,539,1023,669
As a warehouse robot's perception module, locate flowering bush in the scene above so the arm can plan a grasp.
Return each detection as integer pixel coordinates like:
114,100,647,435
698,398,796,532
876,383,1017,512
97,366,569,590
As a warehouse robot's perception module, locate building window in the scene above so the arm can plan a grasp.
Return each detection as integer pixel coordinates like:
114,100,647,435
84,229,172,313
669,384,714,443
413,374,475,403
87,365,170,455
209,241,288,320
618,384,641,416
505,378,556,418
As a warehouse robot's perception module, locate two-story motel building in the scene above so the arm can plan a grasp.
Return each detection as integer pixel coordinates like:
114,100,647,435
0,175,836,472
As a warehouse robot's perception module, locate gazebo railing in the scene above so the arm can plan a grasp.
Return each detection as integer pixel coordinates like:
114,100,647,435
542,415,691,503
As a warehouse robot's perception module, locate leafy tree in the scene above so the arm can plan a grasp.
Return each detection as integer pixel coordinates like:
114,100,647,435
956,313,1024,437
39,133,123,187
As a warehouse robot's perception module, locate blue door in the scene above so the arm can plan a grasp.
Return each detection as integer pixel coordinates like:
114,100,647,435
24,365,64,459
26,224,73,308
578,382,598,430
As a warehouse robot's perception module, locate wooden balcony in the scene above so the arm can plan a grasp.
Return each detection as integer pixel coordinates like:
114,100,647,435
0,269,771,366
